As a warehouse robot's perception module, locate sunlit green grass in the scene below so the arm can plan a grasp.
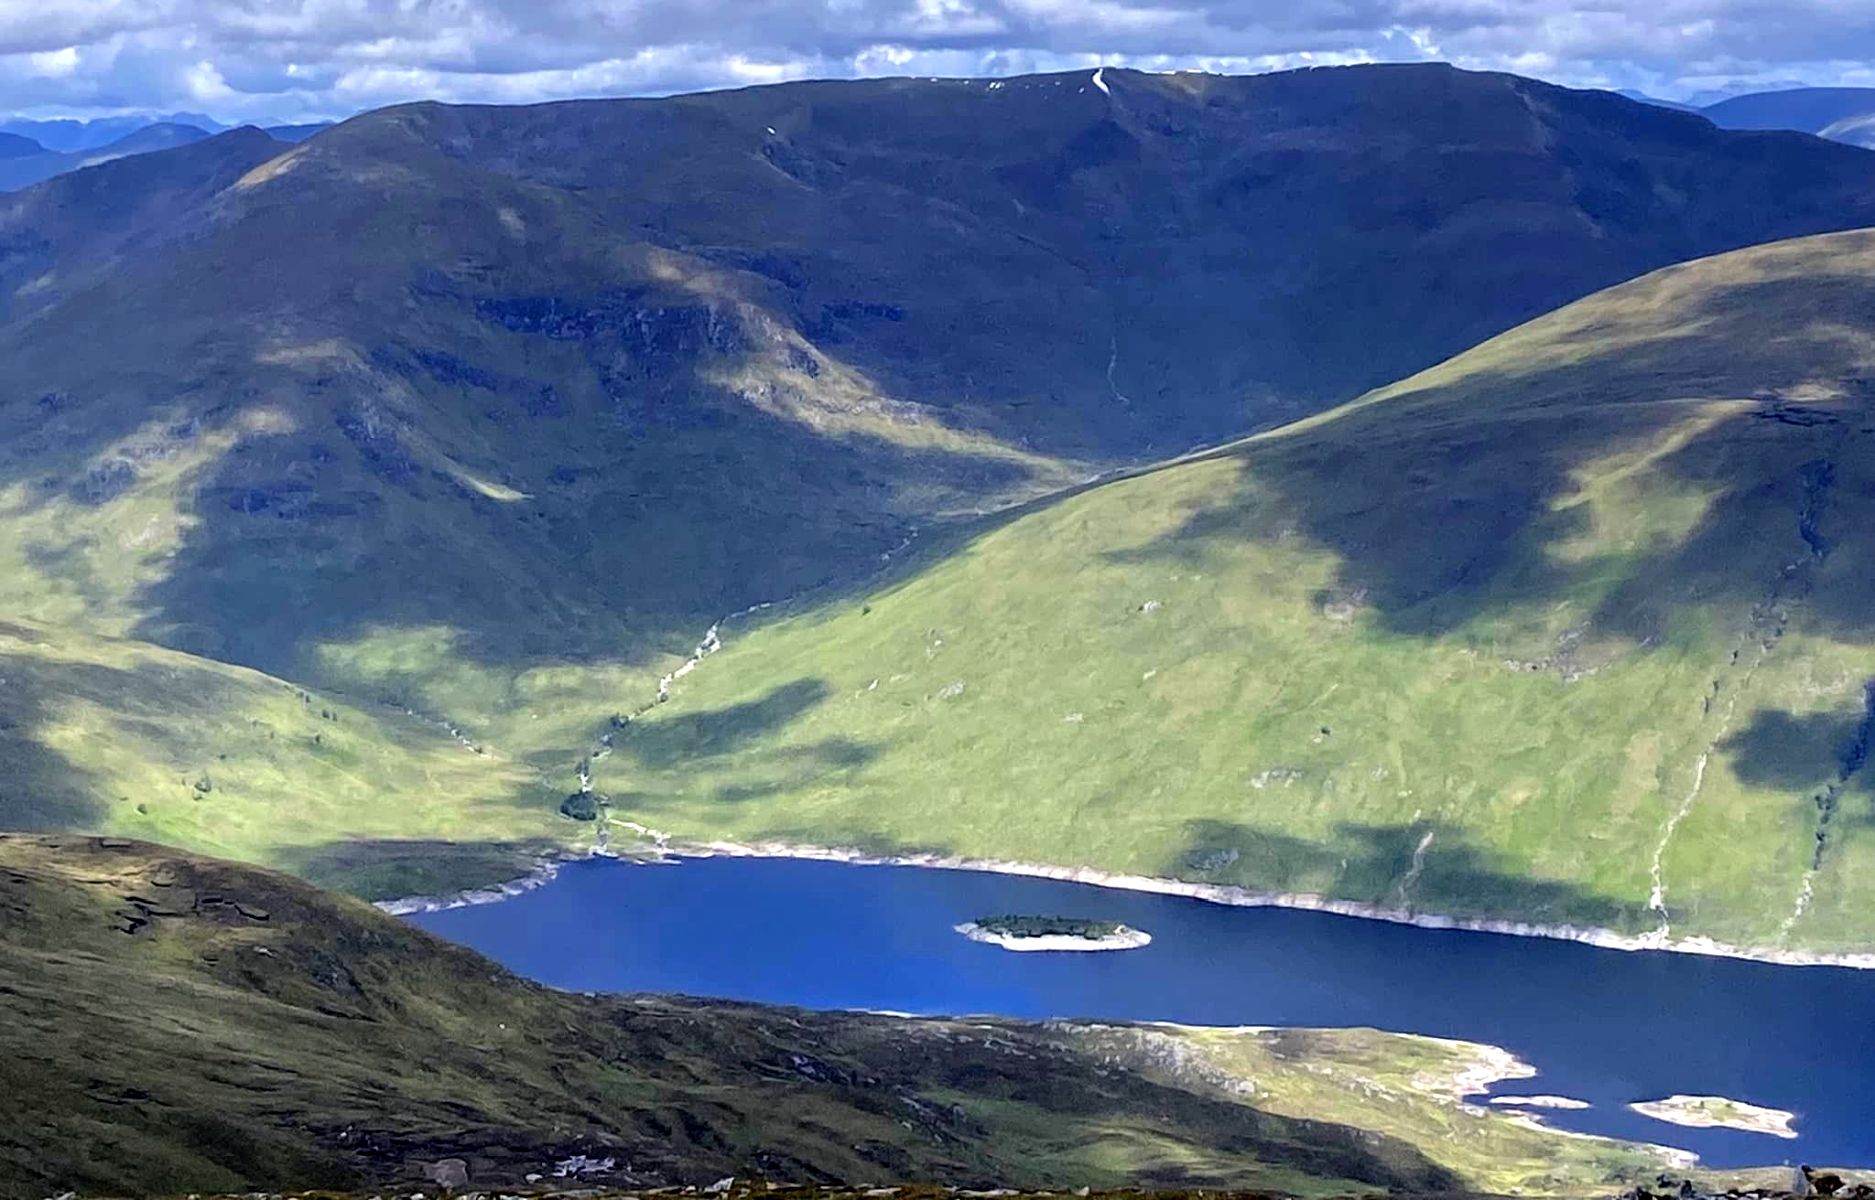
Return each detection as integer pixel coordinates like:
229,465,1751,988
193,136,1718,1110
0,619,569,895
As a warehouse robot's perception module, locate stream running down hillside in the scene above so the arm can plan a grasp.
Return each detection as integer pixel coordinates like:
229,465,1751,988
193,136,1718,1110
409,853,1875,1172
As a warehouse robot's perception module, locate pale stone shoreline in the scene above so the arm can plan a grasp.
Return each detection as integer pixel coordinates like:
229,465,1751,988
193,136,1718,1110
376,837,1875,969
1490,1095,1594,1110
954,920,1153,952
374,857,574,915
679,839,1875,969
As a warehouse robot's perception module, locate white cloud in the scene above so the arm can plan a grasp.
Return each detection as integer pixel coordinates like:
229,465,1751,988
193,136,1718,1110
26,45,81,76
0,0,1870,122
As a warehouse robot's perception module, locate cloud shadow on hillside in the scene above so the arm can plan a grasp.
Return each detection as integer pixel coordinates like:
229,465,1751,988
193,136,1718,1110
1175,818,1643,932
621,678,827,763
126,382,1033,681
1720,701,1875,842
0,263,1050,694
1722,708,1865,791
601,676,885,811
1088,270,1875,856
0,639,155,832
1105,273,1875,645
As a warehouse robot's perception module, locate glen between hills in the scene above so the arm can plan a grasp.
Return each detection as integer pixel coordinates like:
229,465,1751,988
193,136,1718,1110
609,228,1875,956
6,65,1875,917
0,834,1669,1199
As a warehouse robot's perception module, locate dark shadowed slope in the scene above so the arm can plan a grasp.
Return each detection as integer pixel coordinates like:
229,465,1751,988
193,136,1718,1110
0,835,1667,1200
604,228,1875,955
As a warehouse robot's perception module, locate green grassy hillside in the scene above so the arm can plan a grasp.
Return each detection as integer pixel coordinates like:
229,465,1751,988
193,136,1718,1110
0,835,1668,1199
601,228,1875,954
0,617,570,895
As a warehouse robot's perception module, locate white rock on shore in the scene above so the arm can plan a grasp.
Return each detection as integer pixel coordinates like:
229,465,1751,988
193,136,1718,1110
1488,1095,1593,1110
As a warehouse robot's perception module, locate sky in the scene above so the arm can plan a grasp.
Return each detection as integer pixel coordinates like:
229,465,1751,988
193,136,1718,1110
2,0,1875,125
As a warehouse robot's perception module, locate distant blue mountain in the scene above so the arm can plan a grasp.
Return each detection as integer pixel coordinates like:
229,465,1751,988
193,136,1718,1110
262,122,334,143
0,131,44,159
1615,89,1700,113
0,122,224,192
1612,85,1875,151
0,112,227,152
1702,87,1875,149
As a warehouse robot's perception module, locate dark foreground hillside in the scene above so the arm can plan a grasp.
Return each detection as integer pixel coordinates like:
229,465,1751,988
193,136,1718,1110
0,835,1667,1199
89,1180,1875,1200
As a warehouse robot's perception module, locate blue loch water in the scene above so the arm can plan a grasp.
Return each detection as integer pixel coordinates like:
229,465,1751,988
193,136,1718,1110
410,854,1875,1169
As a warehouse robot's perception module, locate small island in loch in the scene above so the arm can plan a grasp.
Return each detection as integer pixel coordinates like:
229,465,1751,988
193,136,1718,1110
1629,1095,1799,1139
955,914,1153,952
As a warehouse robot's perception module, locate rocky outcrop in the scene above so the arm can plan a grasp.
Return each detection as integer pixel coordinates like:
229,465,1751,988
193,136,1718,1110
336,404,419,483
476,293,747,365
1621,1171,1875,1200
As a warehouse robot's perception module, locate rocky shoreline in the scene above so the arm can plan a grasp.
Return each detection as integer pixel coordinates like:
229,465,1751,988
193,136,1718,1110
373,848,646,915
376,836,1875,969
374,861,567,916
